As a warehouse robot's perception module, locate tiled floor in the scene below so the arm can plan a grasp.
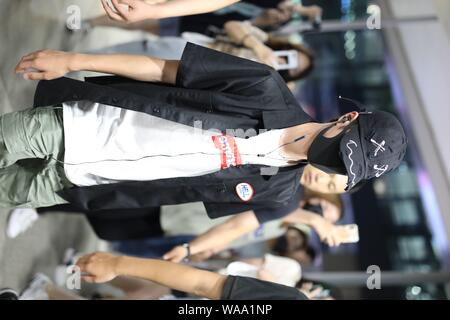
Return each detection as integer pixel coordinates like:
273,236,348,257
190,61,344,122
0,0,144,294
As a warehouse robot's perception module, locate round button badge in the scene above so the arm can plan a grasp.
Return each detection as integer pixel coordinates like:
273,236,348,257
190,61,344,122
235,182,254,202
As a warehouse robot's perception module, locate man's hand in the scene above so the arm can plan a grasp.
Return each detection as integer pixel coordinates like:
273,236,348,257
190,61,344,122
294,5,323,22
102,0,242,22
163,245,216,263
190,250,215,262
311,217,343,247
299,282,332,300
75,252,121,283
163,245,188,262
15,50,76,80
253,44,277,68
253,8,292,28
101,0,157,22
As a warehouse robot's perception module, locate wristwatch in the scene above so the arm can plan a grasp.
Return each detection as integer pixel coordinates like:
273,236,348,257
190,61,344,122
182,243,191,262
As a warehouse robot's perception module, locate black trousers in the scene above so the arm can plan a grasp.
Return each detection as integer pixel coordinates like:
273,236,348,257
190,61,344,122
38,205,163,241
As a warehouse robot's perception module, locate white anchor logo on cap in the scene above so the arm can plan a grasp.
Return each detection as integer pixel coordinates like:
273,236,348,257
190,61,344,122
374,164,389,177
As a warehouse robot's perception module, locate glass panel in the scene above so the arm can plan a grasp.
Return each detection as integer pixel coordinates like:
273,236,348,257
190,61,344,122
390,200,420,226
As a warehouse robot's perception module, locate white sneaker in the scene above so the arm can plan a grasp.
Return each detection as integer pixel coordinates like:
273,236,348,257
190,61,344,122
20,273,52,300
6,208,39,238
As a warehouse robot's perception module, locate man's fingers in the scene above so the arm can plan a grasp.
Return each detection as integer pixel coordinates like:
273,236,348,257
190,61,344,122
325,235,335,247
75,255,91,270
101,0,125,21
309,287,322,298
331,236,339,247
22,72,46,80
164,253,182,263
82,275,97,283
75,259,86,270
20,51,40,61
118,0,135,6
15,52,41,72
24,72,60,81
164,254,181,263
163,248,177,260
15,60,35,73
112,0,129,19
329,236,336,247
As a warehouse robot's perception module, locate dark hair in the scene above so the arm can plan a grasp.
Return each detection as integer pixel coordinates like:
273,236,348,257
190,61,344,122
266,36,315,81
272,226,309,255
305,246,317,262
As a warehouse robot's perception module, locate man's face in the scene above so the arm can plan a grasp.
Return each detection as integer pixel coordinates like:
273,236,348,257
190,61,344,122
306,112,360,186
273,227,307,255
300,164,348,193
285,228,306,252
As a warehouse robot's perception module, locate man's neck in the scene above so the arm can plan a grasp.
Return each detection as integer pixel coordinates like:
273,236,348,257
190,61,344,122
279,122,331,161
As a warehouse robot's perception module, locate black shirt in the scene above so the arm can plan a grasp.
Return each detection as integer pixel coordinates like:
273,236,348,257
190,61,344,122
222,276,308,300
34,43,313,218
254,186,302,224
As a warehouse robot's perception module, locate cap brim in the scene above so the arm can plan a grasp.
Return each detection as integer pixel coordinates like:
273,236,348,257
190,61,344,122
340,125,365,191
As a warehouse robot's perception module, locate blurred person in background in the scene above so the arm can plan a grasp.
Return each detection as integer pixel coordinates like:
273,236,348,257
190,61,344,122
7,166,344,259
6,8,407,248
87,20,315,86
163,184,343,263
19,252,309,300
111,173,342,260
21,265,338,301
79,0,322,38
217,253,302,287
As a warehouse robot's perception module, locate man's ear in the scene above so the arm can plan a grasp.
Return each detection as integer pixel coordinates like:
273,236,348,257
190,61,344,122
336,111,359,128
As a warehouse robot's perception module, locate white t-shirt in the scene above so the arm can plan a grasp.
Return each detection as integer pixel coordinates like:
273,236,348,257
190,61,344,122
220,254,302,287
62,102,291,186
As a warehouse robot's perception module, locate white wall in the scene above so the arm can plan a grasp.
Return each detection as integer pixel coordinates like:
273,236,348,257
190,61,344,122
382,0,450,255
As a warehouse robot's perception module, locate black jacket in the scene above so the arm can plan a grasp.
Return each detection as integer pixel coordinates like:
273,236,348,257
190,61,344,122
33,43,313,218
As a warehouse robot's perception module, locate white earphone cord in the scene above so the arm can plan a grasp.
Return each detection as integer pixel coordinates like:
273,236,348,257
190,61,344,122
41,99,354,166
45,135,307,166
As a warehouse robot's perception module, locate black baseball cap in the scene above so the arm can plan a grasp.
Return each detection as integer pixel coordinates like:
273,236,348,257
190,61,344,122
339,111,407,191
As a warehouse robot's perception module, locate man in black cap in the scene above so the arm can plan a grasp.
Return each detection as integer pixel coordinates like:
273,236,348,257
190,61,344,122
307,109,408,192
4,43,406,223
